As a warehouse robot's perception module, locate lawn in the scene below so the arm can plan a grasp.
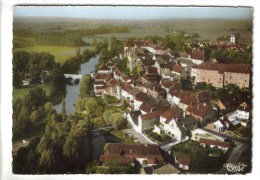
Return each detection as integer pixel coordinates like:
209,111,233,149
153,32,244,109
172,140,228,173
13,84,52,101
13,45,95,64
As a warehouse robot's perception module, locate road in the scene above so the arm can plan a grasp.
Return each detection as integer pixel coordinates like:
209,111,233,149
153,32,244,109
123,129,155,144
201,127,249,174
217,141,247,174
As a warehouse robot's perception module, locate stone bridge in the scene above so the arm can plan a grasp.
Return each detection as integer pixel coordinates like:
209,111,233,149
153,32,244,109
64,74,83,80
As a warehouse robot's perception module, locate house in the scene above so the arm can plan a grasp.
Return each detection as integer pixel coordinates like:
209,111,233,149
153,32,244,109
186,102,215,126
126,111,141,131
22,78,31,86
159,107,188,141
121,82,133,100
137,111,161,133
214,119,230,132
199,138,231,151
166,82,183,104
95,73,112,83
139,100,157,114
160,79,175,92
146,66,158,75
98,64,111,74
174,156,190,170
213,96,238,112
172,63,187,79
99,143,165,167
147,84,166,99
94,86,107,96
191,63,250,89
103,79,119,97
235,101,251,120
141,74,159,84
234,101,251,127
186,50,205,65
134,92,149,111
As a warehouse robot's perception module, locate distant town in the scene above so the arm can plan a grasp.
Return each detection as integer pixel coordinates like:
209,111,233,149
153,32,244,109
12,12,252,174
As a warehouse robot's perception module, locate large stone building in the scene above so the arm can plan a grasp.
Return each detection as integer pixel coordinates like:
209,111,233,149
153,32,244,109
191,63,250,88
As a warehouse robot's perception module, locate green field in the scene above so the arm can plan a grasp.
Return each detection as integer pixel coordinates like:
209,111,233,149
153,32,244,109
13,45,95,64
13,84,52,101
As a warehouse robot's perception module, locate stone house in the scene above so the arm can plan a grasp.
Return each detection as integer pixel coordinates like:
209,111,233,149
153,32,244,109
191,63,250,89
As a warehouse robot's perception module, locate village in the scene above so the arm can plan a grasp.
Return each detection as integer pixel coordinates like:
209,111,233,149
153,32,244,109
92,35,252,174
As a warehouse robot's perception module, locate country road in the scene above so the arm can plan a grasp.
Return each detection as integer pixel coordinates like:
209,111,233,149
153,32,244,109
217,141,247,174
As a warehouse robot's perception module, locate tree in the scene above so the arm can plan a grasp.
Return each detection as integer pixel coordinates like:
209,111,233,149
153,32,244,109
79,75,92,98
13,51,30,73
61,96,66,122
204,47,211,61
13,72,23,88
109,112,126,130
50,64,66,95
22,87,47,111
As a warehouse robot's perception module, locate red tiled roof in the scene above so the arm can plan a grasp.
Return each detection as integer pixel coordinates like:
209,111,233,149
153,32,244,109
94,81,105,85
161,80,174,89
172,64,184,74
121,82,132,92
142,74,158,83
134,92,149,102
178,158,190,166
161,107,182,123
140,100,157,113
190,50,205,60
100,143,165,164
168,82,183,95
219,96,238,109
197,91,212,103
155,46,162,50
199,138,231,148
160,63,172,69
147,67,158,74
238,102,251,112
109,79,119,87
141,111,161,120
95,73,112,80
186,102,213,118
193,63,250,74
99,64,110,71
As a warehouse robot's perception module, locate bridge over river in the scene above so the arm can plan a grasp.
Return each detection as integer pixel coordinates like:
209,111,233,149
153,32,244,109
64,74,83,80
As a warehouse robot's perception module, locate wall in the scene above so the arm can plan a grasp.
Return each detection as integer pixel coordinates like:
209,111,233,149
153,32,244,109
224,72,250,88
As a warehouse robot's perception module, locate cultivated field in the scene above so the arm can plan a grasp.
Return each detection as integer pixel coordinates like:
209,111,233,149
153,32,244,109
13,17,253,64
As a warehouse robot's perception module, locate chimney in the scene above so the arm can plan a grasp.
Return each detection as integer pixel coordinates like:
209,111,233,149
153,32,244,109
183,111,186,118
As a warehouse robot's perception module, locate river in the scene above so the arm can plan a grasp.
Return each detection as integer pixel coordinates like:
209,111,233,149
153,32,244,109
54,55,100,115
54,54,122,161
